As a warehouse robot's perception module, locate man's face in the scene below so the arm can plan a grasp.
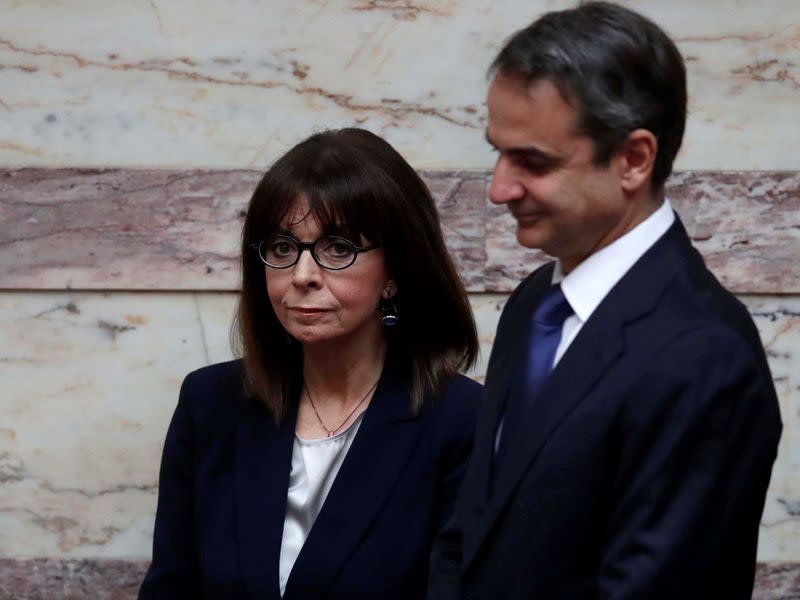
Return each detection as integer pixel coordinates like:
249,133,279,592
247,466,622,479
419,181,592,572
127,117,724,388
486,72,631,273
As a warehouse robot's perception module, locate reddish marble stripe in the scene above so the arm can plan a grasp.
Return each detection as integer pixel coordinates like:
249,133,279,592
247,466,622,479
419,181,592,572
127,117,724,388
484,170,800,293
0,559,148,600
1,169,797,292
0,559,795,599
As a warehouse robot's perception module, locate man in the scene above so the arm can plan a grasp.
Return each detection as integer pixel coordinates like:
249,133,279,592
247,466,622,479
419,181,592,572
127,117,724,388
430,3,782,598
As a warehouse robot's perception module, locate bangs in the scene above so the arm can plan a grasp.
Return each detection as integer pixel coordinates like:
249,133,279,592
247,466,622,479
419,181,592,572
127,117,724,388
250,142,392,246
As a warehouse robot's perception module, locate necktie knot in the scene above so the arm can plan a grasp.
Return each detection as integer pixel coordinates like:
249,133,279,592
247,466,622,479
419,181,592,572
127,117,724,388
532,284,573,328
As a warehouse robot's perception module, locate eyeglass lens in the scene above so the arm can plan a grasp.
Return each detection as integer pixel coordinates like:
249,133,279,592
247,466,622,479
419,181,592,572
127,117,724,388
260,235,357,269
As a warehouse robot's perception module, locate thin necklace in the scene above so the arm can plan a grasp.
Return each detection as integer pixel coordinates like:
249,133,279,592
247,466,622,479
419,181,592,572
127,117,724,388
303,378,380,438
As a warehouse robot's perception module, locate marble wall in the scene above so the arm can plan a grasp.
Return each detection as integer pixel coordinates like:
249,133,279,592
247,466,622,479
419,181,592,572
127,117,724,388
1,0,799,597
2,0,800,171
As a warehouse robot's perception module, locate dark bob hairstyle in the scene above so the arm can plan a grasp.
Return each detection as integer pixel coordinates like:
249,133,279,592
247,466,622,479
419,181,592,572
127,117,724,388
490,1,687,189
234,128,478,420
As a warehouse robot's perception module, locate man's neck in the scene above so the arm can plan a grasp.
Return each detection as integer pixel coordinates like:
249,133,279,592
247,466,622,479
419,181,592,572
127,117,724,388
561,191,664,275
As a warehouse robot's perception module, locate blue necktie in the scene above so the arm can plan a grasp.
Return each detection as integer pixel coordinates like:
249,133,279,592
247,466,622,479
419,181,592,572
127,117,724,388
497,284,574,462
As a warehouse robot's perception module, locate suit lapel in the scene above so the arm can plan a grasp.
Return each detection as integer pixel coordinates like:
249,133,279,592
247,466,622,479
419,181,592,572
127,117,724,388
235,395,297,599
283,357,422,597
462,266,555,514
491,314,624,500
462,308,623,568
463,216,692,570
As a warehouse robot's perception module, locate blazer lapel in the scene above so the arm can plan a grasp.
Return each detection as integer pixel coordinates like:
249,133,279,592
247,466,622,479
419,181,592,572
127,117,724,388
235,396,297,599
283,358,422,597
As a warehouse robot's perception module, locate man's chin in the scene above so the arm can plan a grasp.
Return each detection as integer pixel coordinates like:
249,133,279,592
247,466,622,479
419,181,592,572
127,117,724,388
515,224,549,252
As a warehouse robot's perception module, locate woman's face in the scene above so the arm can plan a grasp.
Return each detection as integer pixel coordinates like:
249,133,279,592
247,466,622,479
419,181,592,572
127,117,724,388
265,198,395,348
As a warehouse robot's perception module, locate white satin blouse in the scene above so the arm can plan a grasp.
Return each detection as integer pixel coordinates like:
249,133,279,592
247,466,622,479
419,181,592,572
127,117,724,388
278,414,364,596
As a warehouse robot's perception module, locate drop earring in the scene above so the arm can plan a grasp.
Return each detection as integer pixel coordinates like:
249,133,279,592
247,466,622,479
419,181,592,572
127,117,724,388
380,300,399,327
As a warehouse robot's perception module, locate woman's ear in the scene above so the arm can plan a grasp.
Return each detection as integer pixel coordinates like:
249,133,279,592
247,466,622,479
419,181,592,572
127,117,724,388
382,280,398,300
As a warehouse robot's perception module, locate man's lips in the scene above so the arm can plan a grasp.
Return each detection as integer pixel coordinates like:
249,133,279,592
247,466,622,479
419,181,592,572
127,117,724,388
511,211,546,224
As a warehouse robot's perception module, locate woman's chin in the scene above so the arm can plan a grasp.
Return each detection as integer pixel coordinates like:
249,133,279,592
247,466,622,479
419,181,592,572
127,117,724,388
291,328,337,347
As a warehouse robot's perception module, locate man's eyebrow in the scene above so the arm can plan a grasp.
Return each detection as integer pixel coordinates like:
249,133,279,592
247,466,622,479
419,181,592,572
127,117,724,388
485,133,559,162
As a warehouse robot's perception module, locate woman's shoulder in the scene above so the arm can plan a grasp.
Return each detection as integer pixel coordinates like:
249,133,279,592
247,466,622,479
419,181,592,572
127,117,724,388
416,374,483,459
178,359,246,424
423,373,484,429
438,373,483,404
182,358,244,391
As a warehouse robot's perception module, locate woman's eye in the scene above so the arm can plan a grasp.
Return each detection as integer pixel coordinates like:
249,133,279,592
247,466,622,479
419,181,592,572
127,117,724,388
271,242,293,256
329,242,352,256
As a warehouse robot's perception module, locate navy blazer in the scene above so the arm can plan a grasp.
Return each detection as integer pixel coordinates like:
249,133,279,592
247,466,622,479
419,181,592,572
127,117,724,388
140,356,482,599
431,217,782,599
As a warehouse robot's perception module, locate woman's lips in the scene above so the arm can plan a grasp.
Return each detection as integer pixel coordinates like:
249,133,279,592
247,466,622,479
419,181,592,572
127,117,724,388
290,307,329,316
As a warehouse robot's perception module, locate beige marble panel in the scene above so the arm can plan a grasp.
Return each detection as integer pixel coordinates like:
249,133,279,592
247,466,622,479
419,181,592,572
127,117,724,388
0,291,798,561
0,1,798,170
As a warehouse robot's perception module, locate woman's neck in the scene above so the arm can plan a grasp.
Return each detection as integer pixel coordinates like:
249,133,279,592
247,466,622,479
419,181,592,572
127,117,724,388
301,329,388,408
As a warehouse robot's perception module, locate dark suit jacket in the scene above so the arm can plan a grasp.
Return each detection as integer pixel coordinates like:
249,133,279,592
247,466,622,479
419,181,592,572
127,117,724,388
140,355,482,599
430,217,782,600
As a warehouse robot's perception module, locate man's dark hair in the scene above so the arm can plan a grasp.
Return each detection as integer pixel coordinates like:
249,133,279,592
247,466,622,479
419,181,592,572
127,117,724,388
235,128,478,420
490,1,687,189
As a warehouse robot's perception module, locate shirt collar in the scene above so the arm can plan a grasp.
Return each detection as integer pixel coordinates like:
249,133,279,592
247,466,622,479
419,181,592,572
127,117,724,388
552,199,675,323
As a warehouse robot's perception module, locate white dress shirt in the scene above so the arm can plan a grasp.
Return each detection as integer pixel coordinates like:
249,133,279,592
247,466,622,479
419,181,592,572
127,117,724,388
551,199,675,367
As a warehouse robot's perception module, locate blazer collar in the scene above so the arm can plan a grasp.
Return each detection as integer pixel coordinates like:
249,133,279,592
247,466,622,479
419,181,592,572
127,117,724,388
235,390,298,599
235,352,423,598
464,216,694,569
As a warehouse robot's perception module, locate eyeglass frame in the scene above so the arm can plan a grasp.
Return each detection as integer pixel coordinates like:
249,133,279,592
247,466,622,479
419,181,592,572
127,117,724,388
250,234,380,271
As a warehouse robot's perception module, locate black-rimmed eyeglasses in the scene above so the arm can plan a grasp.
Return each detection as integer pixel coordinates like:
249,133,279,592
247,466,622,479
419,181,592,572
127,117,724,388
252,234,379,270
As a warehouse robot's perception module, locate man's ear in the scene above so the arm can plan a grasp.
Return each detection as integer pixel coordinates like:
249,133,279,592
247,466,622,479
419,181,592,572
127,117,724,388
619,129,658,194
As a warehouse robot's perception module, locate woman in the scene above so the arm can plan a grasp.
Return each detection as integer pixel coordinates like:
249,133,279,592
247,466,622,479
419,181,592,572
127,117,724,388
139,128,482,599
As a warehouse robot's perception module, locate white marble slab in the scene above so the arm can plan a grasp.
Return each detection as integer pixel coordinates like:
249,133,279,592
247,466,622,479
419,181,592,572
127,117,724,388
0,292,798,560
747,297,800,561
0,0,798,170
0,292,209,557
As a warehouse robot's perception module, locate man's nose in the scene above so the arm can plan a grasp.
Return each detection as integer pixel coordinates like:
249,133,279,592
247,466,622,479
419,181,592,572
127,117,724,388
489,156,526,205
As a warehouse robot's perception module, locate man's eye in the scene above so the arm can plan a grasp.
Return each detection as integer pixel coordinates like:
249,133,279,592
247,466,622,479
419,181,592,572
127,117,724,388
519,160,554,174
